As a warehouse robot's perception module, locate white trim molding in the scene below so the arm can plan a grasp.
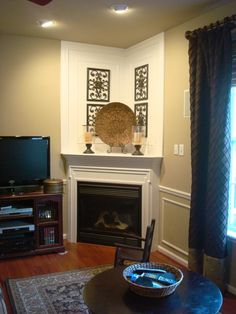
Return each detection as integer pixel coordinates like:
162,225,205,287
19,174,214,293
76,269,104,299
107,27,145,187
159,185,191,200
157,194,190,266
157,245,188,267
67,164,159,244
227,284,236,296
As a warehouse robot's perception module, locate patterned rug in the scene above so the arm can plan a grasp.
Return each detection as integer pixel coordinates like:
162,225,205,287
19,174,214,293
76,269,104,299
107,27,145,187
6,265,111,314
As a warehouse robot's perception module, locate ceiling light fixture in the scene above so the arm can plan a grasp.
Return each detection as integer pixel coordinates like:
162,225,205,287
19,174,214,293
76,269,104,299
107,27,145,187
39,20,55,28
111,4,129,14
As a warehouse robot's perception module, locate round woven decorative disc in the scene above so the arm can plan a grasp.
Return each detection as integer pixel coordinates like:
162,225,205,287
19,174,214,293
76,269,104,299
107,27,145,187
95,102,136,146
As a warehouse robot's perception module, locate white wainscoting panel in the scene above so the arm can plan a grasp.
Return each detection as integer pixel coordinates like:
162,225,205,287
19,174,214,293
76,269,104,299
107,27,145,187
158,185,190,267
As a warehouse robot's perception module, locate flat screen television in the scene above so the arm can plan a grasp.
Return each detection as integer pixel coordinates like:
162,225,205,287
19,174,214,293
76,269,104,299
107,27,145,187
0,136,50,193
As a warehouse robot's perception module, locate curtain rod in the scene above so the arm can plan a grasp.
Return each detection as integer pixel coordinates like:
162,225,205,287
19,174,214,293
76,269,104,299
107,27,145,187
185,14,236,39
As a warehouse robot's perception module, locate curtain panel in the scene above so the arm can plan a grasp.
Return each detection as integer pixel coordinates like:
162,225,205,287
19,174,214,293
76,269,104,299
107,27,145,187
187,25,233,290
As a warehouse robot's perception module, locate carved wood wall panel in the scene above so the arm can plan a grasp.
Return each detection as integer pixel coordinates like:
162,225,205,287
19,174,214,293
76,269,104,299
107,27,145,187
87,104,105,127
134,102,148,137
87,68,110,102
135,64,148,101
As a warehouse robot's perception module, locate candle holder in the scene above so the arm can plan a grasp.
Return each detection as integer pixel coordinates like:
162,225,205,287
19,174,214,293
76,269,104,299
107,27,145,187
132,126,144,155
83,125,95,154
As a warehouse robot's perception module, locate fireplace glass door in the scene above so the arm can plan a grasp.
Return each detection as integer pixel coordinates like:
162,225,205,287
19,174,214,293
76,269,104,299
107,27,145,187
77,182,142,246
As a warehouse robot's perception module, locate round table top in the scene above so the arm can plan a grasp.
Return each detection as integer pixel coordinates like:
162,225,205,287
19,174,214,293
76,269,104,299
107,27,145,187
83,266,222,314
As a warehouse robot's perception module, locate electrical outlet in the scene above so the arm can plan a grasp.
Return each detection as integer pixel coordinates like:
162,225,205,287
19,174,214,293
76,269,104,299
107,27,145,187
174,144,179,155
179,144,184,156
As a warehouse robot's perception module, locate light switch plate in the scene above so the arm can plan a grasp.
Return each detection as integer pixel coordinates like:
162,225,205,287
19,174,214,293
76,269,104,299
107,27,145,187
174,144,179,155
179,144,184,156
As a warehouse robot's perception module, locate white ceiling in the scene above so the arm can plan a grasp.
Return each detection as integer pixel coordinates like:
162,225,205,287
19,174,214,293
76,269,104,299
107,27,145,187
0,0,233,48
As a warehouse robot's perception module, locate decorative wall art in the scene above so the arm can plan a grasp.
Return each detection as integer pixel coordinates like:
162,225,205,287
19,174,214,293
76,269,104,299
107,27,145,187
87,104,105,127
134,103,148,137
87,68,110,102
95,102,136,152
135,64,148,101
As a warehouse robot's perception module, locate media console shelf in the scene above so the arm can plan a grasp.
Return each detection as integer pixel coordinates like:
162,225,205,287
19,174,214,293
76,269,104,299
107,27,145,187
0,192,65,259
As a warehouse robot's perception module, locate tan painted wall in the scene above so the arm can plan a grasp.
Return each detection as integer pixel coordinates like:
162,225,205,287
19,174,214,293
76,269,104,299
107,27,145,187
0,34,68,230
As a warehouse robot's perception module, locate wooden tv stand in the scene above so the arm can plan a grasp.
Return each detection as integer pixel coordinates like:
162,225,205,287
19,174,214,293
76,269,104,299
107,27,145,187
0,192,65,259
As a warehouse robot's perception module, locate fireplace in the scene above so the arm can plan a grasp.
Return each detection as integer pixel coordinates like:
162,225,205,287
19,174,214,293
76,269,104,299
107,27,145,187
65,158,161,248
77,182,142,246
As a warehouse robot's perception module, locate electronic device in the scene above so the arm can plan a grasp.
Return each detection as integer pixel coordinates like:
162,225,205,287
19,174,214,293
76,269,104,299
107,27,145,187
0,207,33,216
0,136,50,193
0,221,35,235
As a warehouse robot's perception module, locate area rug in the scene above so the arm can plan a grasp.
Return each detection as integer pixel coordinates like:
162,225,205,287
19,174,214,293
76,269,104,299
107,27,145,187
6,264,112,314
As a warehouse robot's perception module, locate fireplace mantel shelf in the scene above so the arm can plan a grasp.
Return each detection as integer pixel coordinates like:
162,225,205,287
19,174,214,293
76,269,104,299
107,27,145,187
62,152,163,160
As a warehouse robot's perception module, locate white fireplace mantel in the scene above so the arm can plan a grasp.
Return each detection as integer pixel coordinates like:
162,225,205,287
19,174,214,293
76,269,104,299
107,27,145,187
61,35,165,248
64,153,162,246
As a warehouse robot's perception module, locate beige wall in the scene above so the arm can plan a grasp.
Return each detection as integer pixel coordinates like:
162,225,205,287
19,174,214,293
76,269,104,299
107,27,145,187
161,1,236,291
0,34,68,230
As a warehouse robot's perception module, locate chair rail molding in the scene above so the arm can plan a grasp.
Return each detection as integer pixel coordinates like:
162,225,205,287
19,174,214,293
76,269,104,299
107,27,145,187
159,185,191,200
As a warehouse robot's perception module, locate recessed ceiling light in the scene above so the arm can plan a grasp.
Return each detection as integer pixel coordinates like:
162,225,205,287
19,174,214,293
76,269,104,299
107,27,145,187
39,20,55,28
111,4,129,14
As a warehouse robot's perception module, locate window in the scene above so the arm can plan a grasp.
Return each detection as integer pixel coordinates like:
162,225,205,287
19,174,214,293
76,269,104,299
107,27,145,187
228,87,236,238
228,38,236,238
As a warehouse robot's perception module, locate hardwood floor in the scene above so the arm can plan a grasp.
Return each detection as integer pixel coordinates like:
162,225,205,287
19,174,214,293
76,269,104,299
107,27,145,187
0,241,235,314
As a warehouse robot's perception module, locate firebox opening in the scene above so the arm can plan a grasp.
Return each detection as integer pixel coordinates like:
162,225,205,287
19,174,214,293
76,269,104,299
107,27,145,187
77,182,142,246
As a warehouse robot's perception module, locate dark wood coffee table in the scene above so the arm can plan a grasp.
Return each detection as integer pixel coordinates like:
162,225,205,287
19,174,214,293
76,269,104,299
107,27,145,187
83,266,222,314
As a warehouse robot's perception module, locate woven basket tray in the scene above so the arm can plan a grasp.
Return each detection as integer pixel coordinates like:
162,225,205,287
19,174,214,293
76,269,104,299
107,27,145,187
123,262,183,298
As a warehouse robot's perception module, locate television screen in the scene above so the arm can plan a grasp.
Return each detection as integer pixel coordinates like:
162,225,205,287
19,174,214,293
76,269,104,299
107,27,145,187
0,136,50,189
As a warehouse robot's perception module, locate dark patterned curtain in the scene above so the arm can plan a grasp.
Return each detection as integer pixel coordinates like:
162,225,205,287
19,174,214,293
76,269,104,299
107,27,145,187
186,24,233,290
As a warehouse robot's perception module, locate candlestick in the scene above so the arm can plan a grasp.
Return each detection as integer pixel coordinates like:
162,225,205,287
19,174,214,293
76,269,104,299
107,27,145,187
84,131,93,144
132,126,144,155
83,125,94,154
133,132,142,145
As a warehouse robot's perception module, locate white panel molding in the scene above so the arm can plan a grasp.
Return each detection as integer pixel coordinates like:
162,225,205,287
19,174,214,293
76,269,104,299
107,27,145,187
61,35,164,156
161,197,190,209
161,240,188,257
159,185,191,200
227,284,236,295
157,245,188,267
159,197,189,266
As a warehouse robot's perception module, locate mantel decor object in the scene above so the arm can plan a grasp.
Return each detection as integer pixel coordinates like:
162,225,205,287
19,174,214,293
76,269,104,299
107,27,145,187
132,125,144,155
83,125,95,154
95,102,136,153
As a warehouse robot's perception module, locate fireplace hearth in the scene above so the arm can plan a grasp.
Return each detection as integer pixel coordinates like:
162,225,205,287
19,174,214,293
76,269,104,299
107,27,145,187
77,182,142,246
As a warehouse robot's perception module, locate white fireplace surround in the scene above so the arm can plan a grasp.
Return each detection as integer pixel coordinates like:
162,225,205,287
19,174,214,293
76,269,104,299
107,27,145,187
66,155,161,246
61,35,164,248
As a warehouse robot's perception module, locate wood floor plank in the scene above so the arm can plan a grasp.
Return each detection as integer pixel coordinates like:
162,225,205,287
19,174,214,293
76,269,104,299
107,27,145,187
0,241,235,314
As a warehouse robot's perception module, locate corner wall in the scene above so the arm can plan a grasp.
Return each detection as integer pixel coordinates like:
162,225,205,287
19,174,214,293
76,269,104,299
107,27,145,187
61,34,164,156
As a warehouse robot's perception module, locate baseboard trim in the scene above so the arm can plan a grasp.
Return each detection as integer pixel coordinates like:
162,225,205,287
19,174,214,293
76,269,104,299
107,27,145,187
227,283,236,295
157,245,188,267
158,245,236,295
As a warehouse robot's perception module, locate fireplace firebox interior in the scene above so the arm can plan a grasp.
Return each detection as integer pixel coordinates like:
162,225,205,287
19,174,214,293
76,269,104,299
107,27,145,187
77,182,142,246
